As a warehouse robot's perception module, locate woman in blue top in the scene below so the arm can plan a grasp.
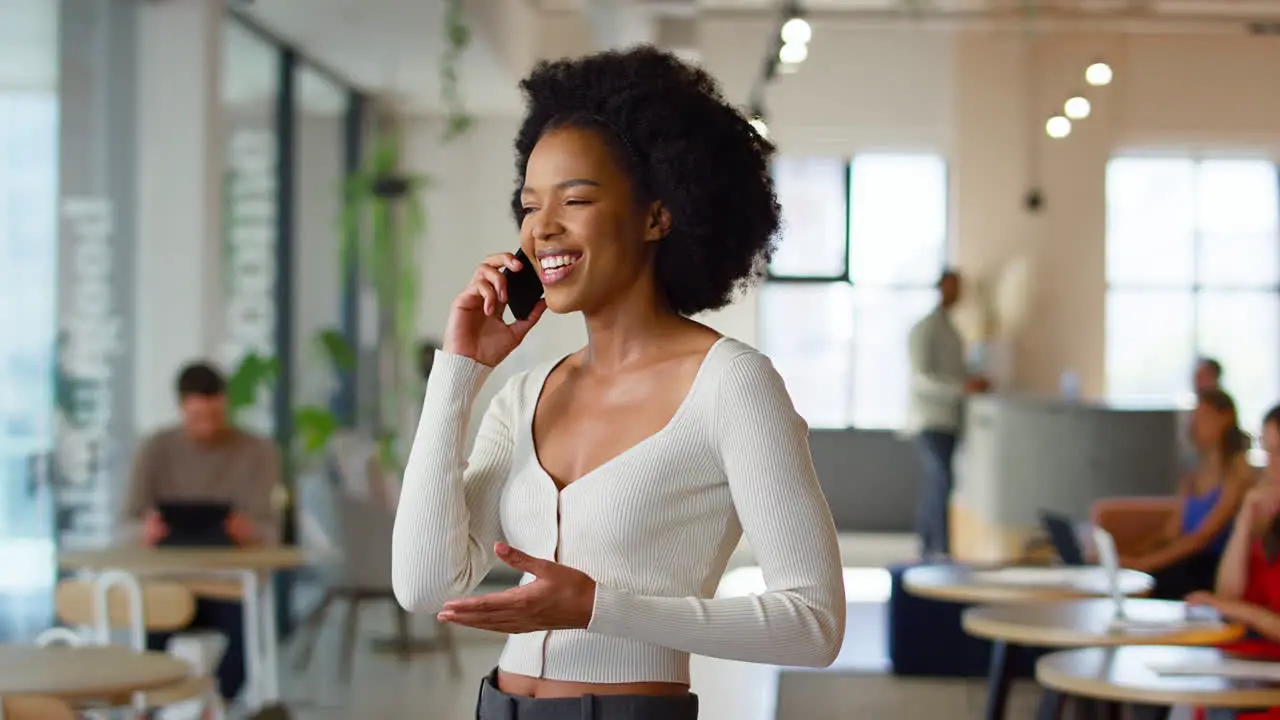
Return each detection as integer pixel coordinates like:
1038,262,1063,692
1121,389,1254,600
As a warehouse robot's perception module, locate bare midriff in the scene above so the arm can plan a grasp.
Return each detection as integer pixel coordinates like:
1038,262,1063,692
496,670,690,699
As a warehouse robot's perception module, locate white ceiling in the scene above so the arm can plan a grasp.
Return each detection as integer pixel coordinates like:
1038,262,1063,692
236,0,521,115
4,0,1278,112
0,0,521,115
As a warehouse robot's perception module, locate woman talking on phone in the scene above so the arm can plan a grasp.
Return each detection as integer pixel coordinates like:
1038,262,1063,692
391,46,845,719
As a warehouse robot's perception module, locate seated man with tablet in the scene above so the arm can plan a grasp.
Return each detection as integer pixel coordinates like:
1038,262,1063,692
120,362,281,711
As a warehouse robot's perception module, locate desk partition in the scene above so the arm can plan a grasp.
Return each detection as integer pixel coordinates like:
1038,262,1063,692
952,394,1181,564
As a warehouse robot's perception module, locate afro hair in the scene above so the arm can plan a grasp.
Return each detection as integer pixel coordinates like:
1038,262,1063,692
511,45,781,317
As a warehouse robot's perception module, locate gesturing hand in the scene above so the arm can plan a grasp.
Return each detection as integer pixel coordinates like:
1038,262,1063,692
444,253,547,368
437,543,597,634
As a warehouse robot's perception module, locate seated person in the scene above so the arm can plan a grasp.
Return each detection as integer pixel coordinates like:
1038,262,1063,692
1121,389,1252,600
120,361,280,707
1186,404,1280,720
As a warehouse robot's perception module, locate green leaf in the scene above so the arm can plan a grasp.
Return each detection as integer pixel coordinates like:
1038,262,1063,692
316,328,356,372
294,405,338,455
377,431,401,474
448,21,471,48
444,114,474,142
226,352,279,414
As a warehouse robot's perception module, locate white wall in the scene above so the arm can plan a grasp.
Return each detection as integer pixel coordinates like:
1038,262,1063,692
402,16,1280,409
953,31,1280,396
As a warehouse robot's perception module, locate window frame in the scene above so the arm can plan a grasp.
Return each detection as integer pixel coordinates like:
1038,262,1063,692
1104,154,1280,414
760,152,953,430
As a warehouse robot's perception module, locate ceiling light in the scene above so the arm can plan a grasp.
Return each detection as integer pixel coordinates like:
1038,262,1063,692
780,17,812,46
749,117,769,139
779,42,808,65
1085,62,1113,86
1064,96,1091,120
1045,115,1072,139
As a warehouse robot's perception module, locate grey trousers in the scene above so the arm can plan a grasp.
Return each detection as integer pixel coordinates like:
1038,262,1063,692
475,669,699,720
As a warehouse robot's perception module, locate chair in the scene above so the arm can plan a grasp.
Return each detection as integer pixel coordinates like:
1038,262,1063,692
1,696,78,720
53,571,225,719
290,435,461,682
1091,497,1180,556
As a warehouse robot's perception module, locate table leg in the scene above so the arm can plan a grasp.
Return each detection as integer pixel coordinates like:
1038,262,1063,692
259,572,281,701
242,570,264,710
1036,690,1065,720
984,640,1016,720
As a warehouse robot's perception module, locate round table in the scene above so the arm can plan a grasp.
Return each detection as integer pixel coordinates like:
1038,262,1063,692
0,644,191,704
59,545,305,573
966,599,1246,720
901,566,1153,720
59,545,305,712
902,564,1154,604
963,599,1245,649
1038,646,1280,711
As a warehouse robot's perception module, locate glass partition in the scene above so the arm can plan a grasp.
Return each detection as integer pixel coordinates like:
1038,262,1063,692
0,0,59,642
293,67,346,418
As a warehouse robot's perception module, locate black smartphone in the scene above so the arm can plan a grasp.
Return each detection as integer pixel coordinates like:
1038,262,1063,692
501,248,544,321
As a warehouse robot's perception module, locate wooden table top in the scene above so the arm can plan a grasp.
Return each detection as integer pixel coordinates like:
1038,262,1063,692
902,564,1154,604
59,545,306,573
0,644,191,700
963,599,1245,648
1038,646,1280,708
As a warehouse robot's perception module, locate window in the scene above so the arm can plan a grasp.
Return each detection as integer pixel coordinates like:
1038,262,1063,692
1106,157,1280,432
760,153,949,429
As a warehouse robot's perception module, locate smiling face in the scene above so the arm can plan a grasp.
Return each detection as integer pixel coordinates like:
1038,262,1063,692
180,392,227,442
1265,419,1280,482
518,125,669,315
1191,399,1234,452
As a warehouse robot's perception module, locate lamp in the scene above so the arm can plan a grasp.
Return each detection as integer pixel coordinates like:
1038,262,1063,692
1085,61,1113,86
1045,115,1072,139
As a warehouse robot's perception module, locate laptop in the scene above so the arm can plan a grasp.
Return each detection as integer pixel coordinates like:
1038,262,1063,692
156,501,233,547
1038,510,1087,566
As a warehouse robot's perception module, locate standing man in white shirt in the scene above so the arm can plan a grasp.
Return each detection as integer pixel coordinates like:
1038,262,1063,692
906,269,990,561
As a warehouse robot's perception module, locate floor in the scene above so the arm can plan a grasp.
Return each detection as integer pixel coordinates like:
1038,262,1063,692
267,532,1190,719
274,579,1048,720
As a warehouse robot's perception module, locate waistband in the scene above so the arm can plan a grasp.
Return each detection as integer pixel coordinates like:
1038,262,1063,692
476,669,699,720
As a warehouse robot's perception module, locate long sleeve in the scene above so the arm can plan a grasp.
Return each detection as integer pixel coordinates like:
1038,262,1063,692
908,315,964,401
392,351,516,613
117,435,160,543
242,439,282,545
123,434,159,521
586,351,846,668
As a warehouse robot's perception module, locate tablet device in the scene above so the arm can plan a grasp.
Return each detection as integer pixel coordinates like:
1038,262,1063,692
1039,510,1086,566
156,501,233,547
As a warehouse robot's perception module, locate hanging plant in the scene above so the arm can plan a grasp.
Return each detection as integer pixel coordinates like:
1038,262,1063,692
226,0,476,472
441,0,474,141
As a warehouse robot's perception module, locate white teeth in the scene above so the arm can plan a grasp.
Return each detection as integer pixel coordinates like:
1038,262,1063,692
539,254,579,270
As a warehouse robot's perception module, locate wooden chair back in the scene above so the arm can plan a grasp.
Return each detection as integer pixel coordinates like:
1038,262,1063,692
56,577,196,633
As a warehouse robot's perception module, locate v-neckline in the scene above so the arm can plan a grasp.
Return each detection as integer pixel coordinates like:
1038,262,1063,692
527,336,727,493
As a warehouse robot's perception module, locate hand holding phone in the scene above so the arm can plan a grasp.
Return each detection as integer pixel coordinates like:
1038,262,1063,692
443,251,546,367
